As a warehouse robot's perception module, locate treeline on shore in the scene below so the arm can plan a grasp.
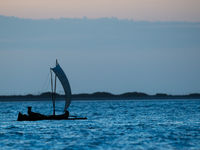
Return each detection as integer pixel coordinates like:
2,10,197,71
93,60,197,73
0,92,200,101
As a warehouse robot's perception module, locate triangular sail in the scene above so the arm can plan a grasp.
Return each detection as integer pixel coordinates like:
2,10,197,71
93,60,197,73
51,63,71,111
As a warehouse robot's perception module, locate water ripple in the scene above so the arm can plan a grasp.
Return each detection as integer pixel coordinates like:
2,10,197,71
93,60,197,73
0,100,200,149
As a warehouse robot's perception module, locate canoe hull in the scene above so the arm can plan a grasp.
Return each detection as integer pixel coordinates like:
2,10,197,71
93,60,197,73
17,112,87,121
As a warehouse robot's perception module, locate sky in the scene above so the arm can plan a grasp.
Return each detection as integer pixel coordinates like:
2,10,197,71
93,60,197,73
0,0,200,21
0,1,200,95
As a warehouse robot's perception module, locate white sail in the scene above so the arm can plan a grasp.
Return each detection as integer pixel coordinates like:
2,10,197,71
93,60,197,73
51,63,71,111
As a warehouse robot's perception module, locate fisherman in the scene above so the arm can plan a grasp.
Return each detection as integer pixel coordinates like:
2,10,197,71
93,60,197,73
27,106,47,119
65,110,69,118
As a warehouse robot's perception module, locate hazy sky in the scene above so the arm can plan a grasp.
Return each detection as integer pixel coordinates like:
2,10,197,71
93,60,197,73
0,1,200,95
0,16,200,95
0,0,200,21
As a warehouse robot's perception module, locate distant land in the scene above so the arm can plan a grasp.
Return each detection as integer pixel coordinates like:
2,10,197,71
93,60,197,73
0,92,200,102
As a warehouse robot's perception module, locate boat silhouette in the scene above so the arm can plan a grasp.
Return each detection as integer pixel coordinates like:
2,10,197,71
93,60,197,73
17,60,87,121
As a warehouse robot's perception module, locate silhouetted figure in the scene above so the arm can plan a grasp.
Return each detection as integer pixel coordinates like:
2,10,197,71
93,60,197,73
27,106,47,119
65,110,69,118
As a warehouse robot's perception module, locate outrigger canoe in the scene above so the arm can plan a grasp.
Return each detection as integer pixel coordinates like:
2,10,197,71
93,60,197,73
17,112,87,121
17,60,87,121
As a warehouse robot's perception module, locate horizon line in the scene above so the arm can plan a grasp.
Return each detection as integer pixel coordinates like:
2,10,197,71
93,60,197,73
1,14,200,24
1,91,200,97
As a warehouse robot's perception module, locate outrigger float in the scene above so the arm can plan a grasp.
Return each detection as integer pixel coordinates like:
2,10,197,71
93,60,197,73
17,60,87,121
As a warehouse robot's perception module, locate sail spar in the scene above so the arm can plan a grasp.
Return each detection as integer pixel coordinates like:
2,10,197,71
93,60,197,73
51,63,71,111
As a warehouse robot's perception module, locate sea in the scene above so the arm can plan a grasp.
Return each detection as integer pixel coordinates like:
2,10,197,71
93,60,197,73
0,99,200,150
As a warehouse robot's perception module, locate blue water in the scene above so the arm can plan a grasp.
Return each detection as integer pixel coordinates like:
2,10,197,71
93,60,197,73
0,99,200,150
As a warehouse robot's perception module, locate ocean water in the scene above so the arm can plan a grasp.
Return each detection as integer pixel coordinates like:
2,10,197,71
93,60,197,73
0,99,200,150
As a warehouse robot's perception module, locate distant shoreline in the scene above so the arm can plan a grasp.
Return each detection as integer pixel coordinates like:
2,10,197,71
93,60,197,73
0,92,200,102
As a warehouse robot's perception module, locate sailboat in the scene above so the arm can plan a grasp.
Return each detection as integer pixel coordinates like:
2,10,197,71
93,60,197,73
17,60,87,121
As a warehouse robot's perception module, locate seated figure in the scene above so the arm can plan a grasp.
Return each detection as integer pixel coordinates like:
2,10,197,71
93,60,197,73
27,106,47,120
27,107,70,120
65,110,69,118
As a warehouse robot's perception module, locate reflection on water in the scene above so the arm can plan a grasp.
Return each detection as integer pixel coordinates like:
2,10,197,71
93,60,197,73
0,99,200,149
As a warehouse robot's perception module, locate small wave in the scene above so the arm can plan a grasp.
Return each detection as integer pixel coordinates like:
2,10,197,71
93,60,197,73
10,131,24,136
5,125,20,130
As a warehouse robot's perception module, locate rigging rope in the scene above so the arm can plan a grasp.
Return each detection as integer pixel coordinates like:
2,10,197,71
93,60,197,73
40,71,50,94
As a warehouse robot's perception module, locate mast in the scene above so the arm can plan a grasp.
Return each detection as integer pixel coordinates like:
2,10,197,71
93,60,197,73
51,60,58,116
53,60,58,116
50,69,55,115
